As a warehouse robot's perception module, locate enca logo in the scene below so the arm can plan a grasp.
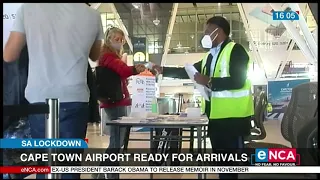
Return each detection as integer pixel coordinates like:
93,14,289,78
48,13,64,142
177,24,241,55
255,148,299,163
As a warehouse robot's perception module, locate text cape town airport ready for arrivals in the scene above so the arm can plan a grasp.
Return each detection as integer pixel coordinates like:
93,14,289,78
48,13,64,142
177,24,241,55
19,153,249,163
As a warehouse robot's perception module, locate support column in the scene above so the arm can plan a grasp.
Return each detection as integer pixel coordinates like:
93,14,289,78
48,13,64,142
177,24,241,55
161,3,179,66
158,3,179,85
289,3,317,60
195,9,198,52
128,12,134,40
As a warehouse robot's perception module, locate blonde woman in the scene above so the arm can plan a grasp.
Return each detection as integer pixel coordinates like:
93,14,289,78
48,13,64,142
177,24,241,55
93,27,145,179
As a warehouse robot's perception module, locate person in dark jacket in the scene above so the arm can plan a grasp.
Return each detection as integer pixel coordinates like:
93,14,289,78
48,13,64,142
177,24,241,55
87,65,101,125
163,16,254,179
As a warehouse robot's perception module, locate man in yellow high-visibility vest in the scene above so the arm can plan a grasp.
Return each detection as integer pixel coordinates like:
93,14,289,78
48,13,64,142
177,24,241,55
194,16,254,179
162,16,254,179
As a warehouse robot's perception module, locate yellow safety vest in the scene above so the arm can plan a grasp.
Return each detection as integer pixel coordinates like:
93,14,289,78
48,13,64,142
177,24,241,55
267,103,273,113
200,42,254,119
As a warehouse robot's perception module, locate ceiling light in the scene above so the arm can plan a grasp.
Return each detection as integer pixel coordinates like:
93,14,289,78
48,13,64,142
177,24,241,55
177,42,182,48
218,3,221,6
153,18,160,26
132,3,141,9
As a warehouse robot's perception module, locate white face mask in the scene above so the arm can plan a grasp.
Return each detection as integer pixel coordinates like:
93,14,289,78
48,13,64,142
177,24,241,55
201,28,219,49
110,41,122,50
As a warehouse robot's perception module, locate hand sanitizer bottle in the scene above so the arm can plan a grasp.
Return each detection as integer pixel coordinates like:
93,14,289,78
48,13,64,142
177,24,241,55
151,97,158,114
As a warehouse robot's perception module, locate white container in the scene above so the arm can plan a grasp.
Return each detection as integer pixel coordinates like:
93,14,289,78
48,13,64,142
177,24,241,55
186,108,201,117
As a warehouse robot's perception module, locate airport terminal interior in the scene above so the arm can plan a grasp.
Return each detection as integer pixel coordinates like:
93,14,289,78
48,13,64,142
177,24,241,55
3,2,318,179
88,3,317,179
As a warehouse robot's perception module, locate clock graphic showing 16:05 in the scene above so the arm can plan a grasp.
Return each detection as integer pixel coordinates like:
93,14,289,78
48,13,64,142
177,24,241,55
272,11,300,21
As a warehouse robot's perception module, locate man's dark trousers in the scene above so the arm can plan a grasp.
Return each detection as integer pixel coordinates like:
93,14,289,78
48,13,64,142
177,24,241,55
208,118,247,179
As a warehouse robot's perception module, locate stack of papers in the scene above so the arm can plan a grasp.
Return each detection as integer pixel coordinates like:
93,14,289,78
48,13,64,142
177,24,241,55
184,64,212,101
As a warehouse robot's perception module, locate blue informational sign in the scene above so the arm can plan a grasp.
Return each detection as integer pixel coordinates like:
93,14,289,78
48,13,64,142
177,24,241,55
267,79,310,120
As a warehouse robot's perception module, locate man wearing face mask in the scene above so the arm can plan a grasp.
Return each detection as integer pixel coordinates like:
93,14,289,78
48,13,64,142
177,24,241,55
163,16,254,179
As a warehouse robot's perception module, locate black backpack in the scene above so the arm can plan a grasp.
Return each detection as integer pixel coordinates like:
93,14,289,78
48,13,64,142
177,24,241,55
94,66,124,104
3,46,29,131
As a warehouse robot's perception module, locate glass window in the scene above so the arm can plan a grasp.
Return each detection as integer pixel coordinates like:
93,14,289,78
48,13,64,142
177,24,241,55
231,30,246,40
107,13,115,20
181,15,189,22
148,42,154,54
196,33,206,53
198,14,206,23
223,14,231,24
197,22,206,32
178,33,188,41
232,38,240,44
230,13,240,21
183,22,196,33
197,8,205,16
230,13,243,31
148,41,161,54
137,25,145,34
100,13,107,27
176,16,183,23
241,40,250,50
188,14,196,22
106,19,120,28
177,9,188,16
122,19,129,29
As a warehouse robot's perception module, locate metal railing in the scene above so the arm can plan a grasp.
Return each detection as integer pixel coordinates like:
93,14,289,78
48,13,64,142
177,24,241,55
4,98,60,179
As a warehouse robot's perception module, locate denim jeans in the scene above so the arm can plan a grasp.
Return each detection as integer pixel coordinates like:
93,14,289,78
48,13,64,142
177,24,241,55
29,102,89,179
105,107,128,149
102,106,130,179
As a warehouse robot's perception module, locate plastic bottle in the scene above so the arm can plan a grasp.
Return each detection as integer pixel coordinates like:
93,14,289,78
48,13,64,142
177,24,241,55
151,97,158,114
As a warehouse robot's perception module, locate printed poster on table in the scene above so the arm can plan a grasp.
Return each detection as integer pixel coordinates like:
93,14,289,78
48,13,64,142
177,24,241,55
131,71,156,114
3,3,23,49
267,79,310,120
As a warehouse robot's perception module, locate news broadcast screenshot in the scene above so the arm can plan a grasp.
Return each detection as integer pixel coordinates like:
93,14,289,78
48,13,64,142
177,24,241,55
2,2,319,180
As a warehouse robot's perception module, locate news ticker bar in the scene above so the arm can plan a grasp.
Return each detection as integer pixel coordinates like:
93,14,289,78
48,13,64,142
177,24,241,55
1,166,320,174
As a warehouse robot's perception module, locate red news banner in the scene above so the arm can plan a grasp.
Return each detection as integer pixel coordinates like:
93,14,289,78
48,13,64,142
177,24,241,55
0,166,50,174
1,166,320,174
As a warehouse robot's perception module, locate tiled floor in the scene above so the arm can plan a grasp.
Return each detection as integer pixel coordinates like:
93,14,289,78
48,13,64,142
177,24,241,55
26,120,290,179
